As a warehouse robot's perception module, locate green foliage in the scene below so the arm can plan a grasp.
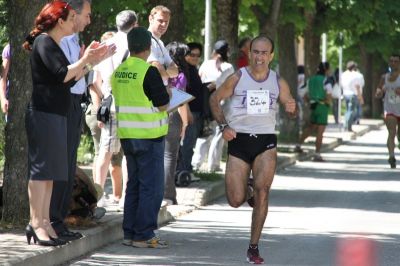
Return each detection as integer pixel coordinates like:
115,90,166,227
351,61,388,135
238,3,259,38
77,132,94,165
0,0,6,47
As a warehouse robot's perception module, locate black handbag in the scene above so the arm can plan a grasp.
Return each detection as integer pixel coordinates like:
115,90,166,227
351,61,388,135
96,95,113,123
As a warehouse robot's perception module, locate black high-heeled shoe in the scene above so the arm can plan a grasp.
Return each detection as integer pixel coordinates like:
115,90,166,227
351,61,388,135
50,236,67,245
25,224,60,246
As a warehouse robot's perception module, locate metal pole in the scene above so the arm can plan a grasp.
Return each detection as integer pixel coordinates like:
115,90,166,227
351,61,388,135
322,33,327,62
205,0,212,60
338,32,343,131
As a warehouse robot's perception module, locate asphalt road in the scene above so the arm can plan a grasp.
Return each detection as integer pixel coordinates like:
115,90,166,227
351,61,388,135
69,127,400,266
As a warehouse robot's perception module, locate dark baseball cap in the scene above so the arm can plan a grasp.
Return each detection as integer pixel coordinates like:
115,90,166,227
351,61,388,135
127,26,152,53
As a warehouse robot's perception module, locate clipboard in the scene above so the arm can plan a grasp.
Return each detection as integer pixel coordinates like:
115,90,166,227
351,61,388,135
167,88,195,113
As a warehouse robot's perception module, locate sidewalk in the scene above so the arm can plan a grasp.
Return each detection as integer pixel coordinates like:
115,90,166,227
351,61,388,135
0,118,384,266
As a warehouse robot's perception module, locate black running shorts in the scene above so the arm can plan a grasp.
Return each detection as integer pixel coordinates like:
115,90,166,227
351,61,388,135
227,133,277,164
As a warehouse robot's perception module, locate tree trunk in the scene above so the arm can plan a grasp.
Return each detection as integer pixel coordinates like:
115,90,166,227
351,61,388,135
359,45,372,118
371,53,385,118
251,0,282,41
216,0,239,65
260,0,281,39
2,0,44,224
148,0,184,44
278,23,299,143
303,10,320,78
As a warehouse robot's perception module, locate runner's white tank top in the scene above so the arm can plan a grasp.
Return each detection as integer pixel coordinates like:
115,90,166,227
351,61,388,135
383,73,400,116
225,67,280,134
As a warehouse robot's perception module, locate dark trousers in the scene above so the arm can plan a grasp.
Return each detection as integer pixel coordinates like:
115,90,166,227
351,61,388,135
50,94,83,233
121,137,165,241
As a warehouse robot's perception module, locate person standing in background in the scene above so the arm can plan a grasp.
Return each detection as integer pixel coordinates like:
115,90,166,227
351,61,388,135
112,27,170,249
176,42,205,175
23,0,108,246
353,65,365,125
0,43,10,121
85,31,115,184
193,40,234,172
50,0,103,241
147,5,178,85
295,62,333,162
236,37,251,68
331,68,341,124
341,61,364,132
163,41,191,205
93,10,138,208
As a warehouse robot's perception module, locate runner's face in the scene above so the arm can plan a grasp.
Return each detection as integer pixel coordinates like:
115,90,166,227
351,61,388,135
249,40,274,70
149,11,170,37
389,56,400,71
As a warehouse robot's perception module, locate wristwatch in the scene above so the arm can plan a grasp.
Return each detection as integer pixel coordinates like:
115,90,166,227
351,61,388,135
218,123,229,132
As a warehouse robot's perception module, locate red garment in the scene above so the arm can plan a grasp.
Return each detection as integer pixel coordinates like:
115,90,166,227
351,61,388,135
237,52,249,68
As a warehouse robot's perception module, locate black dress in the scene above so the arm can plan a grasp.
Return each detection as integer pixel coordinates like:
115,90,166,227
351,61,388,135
26,34,76,181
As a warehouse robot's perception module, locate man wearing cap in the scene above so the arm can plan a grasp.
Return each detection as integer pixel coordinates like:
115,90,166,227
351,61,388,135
340,61,364,131
111,26,170,248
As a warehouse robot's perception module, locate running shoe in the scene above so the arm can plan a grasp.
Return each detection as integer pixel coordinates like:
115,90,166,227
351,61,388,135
313,155,325,162
122,239,132,246
388,156,396,169
132,236,168,249
247,247,264,264
294,145,303,153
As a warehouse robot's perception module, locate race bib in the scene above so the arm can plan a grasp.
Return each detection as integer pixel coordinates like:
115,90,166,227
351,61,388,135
388,89,400,104
247,90,269,114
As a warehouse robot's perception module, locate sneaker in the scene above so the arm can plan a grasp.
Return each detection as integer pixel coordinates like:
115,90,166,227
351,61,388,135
247,178,254,208
294,145,303,153
117,199,124,212
313,155,325,162
122,239,132,246
97,195,106,207
247,247,264,264
132,236,168,249
92,207,106,220
388,156,396,169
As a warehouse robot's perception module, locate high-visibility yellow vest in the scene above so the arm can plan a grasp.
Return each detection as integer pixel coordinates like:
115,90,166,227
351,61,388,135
111,57,168,139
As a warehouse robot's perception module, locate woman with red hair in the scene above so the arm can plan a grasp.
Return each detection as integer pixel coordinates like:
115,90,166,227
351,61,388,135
22,1,110,246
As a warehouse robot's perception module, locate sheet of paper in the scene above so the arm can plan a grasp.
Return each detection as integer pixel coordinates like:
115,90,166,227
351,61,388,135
167,88,195,113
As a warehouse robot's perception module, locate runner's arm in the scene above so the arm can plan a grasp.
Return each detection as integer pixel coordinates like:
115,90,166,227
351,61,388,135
278,78,297,117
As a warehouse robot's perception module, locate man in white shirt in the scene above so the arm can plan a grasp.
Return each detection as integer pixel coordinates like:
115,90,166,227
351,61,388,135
340,61,364,131
147,5,178,85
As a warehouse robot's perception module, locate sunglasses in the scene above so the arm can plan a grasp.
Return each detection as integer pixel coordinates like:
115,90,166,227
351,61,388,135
188,53,201,58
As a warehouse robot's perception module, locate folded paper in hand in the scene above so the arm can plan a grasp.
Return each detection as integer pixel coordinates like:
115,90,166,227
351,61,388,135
167,88,195,113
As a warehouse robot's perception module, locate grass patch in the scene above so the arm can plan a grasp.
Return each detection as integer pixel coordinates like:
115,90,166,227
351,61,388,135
193,171,223,182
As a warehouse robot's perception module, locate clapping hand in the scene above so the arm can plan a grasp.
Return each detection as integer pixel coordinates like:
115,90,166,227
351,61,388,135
84,41,117,65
